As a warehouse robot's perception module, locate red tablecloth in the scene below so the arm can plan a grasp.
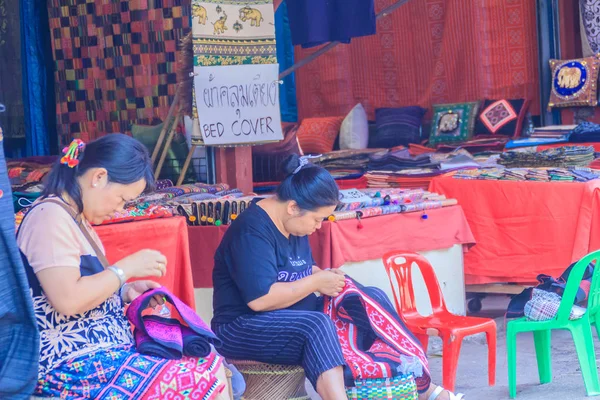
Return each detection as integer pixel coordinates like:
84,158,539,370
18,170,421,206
95,217,196,308
429,176,600,285
189,205,475,288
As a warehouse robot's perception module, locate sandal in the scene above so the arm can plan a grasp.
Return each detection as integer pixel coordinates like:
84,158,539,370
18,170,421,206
428,386,465,400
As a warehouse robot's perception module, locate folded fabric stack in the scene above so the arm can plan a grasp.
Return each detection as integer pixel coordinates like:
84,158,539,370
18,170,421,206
453,167,600,182
364,169,446,190
314,149,388,178
368,148,437,171
499,146,595,168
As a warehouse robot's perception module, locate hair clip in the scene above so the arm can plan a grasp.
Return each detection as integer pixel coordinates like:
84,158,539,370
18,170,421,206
293,155,322,174
61,139,86,168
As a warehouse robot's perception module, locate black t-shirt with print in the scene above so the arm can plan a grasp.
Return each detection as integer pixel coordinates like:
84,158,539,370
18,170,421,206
212,200,318,324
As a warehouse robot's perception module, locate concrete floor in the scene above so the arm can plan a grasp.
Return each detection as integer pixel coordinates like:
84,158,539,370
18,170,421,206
424,295,599,400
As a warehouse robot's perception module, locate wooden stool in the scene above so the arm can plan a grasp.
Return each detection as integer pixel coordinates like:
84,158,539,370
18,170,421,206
228,360,309,400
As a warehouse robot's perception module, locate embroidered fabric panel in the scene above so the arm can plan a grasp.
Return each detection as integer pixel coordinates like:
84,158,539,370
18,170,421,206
36,347,224,400
480,100,517,133
548,56,600,110
475,98,529,138
429,102,479,146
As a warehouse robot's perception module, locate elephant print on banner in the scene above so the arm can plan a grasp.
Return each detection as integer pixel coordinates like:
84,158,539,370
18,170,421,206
212,12,228,35
239,7,264,27
192,3,208,25
192,0,276,66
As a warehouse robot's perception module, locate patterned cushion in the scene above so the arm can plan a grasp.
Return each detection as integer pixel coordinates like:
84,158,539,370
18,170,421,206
371,106,426,148
297,117,344,154
429,102,479,146
548,56,600,110
475,99,530,137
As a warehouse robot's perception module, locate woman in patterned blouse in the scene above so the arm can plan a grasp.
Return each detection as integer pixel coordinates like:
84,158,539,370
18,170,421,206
18,134,229,400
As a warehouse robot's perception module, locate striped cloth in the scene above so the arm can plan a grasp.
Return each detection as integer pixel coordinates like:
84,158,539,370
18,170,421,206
0,129,40,398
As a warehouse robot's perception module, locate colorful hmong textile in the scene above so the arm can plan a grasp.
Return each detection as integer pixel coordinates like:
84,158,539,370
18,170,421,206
37,346,224,400
127,287,222,359
323,278,431,392
99,203,174,226
18,201,225,400
192,0,276,67
47,0,190,145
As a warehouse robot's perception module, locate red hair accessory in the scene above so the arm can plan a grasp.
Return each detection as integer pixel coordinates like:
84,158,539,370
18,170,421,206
61,139,86,168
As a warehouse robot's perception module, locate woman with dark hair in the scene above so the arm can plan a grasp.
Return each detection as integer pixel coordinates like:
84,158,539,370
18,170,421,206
18,134,229,399
212,155,464,400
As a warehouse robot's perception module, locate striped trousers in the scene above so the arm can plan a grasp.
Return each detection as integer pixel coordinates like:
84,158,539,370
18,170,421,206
212,309,345,388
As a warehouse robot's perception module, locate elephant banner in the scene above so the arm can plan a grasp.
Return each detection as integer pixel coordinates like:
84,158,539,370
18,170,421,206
192,0,276,67
191,0,279,145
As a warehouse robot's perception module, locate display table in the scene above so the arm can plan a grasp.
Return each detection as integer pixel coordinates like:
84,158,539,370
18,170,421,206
430,176,600,285
188,206,476,323
95,217,196,309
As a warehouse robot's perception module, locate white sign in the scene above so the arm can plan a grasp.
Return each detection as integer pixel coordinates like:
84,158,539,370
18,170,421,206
193,63,283,146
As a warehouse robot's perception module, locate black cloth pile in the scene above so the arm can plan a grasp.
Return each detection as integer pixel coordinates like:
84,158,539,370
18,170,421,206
367,149,438,171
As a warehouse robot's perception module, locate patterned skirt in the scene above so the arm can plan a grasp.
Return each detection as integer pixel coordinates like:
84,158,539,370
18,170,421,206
35,346,224,399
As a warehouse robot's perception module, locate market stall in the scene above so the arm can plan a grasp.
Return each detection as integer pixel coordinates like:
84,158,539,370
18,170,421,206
188,205,476,324
429,176,600,288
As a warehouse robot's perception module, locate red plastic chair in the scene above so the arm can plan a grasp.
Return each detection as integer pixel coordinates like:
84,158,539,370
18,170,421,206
383,251,497,392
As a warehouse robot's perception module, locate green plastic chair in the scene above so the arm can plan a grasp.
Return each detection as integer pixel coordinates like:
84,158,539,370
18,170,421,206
507,250,600,398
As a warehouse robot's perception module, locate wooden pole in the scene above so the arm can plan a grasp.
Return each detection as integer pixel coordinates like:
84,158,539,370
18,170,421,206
155,114,182,178
177,144,198,186
151,84,181,163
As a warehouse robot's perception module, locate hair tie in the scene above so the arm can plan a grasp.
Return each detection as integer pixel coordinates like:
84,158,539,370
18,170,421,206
292,155,322,175
61,139,86,168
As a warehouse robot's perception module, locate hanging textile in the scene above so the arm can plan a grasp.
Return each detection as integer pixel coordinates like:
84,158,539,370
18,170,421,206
0,128,40,398
294,0,540,120
286,0,377,49
275,1,298,122
191,0,277,143
580,0,600,56
20,0,54,156
47,0,190,147
0,0,25,144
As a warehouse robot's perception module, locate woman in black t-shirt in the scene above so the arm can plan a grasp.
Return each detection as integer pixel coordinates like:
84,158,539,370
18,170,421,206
212,155,463,400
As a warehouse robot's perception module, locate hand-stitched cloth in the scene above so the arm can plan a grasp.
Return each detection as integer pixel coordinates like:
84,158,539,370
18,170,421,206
323,278,431,392
17,203,224,399
127,287,222,359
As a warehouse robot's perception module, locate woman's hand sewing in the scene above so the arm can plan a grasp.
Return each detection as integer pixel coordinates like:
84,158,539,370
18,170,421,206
316,270,346,297
114,249,168,280
122,280,166,306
